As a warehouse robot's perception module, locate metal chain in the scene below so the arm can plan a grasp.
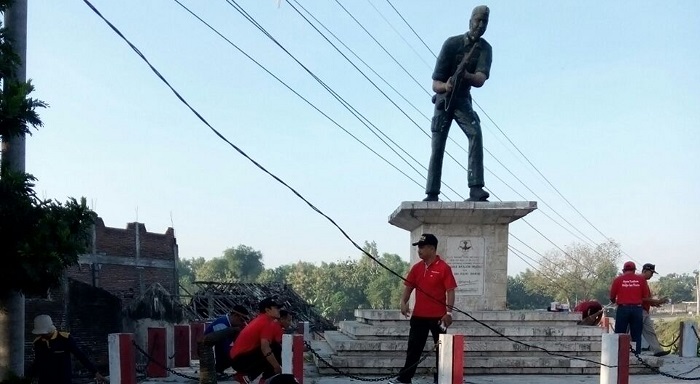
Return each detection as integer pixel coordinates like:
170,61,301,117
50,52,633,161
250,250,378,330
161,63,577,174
630,346,700,381
131,340,201,381
304,340,435,382
658,332,680,348
692,325,700,342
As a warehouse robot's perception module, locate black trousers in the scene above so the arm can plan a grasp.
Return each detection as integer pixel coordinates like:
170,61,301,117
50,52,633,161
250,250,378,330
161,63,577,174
397,316,444,383
214,344,233,373
425,95,484,196
231,343,282,380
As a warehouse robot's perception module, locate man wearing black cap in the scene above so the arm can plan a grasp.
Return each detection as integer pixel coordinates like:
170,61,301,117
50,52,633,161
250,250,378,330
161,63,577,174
230,298,283,383
392,234,457,384
640,263,670,357
609,261,651,354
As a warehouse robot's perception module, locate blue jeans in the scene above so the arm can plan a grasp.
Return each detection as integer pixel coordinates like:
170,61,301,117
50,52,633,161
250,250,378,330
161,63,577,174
614,305,643,353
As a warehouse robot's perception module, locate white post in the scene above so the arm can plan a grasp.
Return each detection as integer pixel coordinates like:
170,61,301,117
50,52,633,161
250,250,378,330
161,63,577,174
679,321,699,357
281,334,293,374
600,333,619,384
437,334,463,384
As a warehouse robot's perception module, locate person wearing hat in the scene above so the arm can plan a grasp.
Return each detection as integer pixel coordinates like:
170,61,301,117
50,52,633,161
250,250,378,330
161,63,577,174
230,297,283,383
609,261,651,354
204,304,250,374
392,234,457,384
640,263,670,357
26,314,105,384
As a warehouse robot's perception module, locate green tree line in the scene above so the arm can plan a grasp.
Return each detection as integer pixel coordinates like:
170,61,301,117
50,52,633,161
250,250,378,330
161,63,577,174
178,240,698,322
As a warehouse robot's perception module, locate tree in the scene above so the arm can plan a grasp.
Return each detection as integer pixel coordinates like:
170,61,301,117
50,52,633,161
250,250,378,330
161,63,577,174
257,264,293,283
652,273,697,303
520,241,621,305
507,273,551,309
221,245,264,282
0,1,95,377
178,256,205,297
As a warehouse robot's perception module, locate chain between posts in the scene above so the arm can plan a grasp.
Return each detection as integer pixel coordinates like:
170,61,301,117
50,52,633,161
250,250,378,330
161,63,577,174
131,340,202,381
658,332,680,348
629,346,700,381
304,340,436,382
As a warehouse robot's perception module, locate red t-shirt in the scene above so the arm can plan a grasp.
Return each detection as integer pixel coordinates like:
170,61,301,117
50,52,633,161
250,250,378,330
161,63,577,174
574,300,603,319
230,314,274,358
610,273,650,306
404,256,458,317
261,320,284,344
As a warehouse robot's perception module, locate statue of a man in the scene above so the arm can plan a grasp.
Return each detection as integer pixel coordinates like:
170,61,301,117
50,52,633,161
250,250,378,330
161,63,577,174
423,5,492,202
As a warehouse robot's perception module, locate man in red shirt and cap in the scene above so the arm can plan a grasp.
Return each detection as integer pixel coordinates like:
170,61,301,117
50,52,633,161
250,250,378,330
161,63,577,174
392,233,457,384
640,263,670,357
609,261,650,354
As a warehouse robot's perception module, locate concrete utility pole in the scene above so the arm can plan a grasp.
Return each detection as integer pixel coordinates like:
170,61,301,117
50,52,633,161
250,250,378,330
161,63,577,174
0,0,28,377
696,262,699,316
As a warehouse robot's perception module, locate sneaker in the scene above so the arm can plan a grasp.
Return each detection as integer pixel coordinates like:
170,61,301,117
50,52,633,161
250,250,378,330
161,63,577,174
653,350,670,357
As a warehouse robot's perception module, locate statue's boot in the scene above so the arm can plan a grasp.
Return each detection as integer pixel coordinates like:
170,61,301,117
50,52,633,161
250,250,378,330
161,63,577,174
423,194,439,202
466,187,489,202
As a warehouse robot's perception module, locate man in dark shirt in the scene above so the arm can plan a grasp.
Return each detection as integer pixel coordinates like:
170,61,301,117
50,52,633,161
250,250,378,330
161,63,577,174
424,5,492,202
204,304,250,374
26,314,105,384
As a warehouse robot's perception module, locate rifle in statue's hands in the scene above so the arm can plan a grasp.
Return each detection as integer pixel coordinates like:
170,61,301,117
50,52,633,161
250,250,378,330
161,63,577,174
437,38,481,111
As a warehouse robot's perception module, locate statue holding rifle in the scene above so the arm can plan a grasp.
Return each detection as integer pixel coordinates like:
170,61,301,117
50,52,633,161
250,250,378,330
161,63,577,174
423,5,491,202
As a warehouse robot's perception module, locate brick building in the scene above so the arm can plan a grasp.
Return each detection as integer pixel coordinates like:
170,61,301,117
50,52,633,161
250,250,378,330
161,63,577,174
65,217,179,306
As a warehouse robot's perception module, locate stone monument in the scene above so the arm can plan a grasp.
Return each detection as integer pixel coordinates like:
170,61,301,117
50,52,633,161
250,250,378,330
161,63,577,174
389,200,536,312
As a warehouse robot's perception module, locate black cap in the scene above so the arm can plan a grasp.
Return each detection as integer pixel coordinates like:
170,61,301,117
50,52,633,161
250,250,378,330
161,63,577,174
412,233,438,247
258,297,281,312
642,263,658,274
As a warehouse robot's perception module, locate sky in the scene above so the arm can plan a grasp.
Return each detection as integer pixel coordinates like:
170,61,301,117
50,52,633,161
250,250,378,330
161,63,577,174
22,1,700,277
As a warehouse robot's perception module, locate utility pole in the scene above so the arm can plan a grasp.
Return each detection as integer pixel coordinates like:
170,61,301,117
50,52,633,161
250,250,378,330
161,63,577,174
696,262,699,316
0,0,28,377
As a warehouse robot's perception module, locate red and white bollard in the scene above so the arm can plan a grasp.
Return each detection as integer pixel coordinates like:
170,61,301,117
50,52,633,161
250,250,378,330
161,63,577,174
600,316,610,333
437,334,464,384
296,321,310,342
600,333,630,384
108,333,137,384
282,334,304,383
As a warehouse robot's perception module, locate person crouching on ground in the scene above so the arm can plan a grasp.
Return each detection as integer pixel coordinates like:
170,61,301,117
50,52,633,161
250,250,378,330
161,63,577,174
230,297,283,383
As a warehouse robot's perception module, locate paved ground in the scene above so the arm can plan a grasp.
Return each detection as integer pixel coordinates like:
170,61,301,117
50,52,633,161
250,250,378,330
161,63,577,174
137,354,700,384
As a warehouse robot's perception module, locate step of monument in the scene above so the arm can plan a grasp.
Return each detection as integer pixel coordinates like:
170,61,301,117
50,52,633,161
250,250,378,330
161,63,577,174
338,321,605,338
355,309,582,322
315,365,656,376
323,330,601,353
315,355,661,375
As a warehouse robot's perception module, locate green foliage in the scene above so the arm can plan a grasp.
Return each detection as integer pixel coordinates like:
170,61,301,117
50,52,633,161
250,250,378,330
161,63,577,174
651,273,698,303
192,244,264,283
520,241,621,304
178,256,205,296
0,79,47,137
507,274,551,309
0,172,96,295
655,316,700,355
179,241,409,323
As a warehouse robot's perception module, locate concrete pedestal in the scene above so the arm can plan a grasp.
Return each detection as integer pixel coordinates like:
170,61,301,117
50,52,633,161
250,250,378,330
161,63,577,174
389,201,536,311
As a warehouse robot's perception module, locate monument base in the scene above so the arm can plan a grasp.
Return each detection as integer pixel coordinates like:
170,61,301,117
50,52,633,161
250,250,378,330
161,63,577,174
389,201,536,311
310,310,662,375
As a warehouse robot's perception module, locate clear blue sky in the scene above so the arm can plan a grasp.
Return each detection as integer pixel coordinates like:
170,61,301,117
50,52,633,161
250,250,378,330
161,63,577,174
25,1,699,277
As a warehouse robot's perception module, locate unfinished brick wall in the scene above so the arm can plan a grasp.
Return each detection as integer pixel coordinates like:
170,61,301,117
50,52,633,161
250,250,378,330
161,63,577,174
25,278,121,377
65,217,179,307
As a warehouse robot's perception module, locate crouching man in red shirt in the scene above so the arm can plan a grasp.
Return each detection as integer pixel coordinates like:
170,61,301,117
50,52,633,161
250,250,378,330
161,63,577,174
609,261,650,354
230,297,285,383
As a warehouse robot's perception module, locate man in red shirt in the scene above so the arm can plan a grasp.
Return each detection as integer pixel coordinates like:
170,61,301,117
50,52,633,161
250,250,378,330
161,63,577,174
392,234,457,384
574,300,604,326
609,261,650,354
230,297,282,383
